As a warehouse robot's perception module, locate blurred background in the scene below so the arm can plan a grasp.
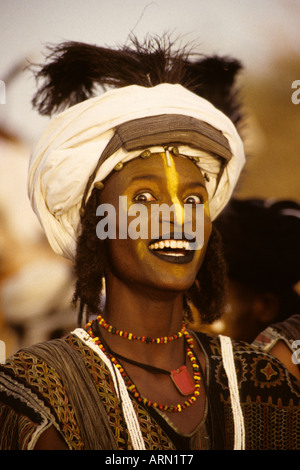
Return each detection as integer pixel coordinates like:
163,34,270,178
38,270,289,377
0,0,300,356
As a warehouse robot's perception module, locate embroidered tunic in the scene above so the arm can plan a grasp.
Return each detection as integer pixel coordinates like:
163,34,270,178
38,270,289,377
0,330,300,450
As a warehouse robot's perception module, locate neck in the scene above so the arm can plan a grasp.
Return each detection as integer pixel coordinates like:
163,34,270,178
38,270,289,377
105,276,185,334
99,276,186,366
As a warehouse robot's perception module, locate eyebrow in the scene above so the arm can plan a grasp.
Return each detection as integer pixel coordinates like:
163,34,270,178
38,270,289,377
183,181,206,189
128,174,163,184
128,174,206,189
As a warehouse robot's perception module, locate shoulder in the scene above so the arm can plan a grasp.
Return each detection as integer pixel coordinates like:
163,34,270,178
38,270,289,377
253,315,300,380
0,347,55,450
0,331,98,450
194,330,300,401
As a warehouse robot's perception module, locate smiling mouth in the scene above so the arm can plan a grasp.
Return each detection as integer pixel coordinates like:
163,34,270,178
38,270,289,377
148,239,195,264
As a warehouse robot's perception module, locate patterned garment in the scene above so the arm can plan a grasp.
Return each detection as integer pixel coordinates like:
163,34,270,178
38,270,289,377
0,329,300,450
253,314,300,355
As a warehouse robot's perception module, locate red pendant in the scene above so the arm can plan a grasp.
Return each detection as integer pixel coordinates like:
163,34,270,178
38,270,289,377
170,365,195,396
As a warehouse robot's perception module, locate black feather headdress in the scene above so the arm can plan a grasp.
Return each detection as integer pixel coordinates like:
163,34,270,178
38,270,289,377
32,35,243,126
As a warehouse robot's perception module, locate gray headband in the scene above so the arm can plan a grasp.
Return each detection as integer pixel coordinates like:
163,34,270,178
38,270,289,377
81,113,231,214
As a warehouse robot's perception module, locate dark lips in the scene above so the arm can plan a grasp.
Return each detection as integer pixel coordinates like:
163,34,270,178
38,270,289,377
148,235,196,264
150,249,195,264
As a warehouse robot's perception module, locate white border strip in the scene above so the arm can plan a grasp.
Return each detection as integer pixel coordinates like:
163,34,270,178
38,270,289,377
219,335,245,450
72,328,146,450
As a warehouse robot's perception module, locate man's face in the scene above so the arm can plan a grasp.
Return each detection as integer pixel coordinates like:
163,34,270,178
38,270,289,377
97,152,212,293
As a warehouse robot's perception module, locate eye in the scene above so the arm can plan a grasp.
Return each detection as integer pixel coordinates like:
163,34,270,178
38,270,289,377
183,194,203,205
134,192,156,203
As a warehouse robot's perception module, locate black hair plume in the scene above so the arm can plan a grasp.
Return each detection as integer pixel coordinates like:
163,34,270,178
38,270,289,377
184,56,243,125
32,35,243,125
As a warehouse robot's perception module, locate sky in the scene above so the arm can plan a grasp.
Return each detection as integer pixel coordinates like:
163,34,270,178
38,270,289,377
1,0,300,142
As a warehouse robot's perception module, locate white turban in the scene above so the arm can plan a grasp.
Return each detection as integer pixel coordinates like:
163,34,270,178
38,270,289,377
28,83,245,260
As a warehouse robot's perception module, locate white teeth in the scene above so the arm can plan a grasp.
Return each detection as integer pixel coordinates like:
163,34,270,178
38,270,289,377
149,239,191,251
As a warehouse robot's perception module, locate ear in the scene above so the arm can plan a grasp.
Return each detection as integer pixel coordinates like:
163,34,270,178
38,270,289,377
252,292,280,326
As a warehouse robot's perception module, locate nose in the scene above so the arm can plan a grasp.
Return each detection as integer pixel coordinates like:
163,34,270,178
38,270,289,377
162,150,185,226
169,201,185,226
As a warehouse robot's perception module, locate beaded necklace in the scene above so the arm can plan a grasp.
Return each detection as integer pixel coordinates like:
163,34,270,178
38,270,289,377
92,313,186,344
84,320,201,413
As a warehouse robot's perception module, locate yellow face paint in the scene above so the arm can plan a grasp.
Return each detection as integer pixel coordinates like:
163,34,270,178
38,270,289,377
136,240,146,260
161,151,185,225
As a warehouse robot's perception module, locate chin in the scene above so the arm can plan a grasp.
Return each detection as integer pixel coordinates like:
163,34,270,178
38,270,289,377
149,271,198,294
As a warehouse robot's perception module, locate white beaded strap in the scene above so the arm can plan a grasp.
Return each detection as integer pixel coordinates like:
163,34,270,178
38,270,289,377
73,328,146,450
219,335,245,450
